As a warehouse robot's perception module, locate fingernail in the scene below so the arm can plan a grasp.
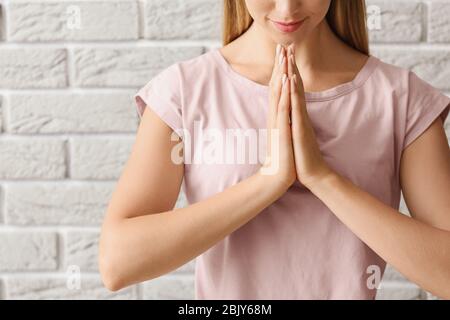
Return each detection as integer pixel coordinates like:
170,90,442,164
276,44,281,56
282,73,287,86
278,52,283,65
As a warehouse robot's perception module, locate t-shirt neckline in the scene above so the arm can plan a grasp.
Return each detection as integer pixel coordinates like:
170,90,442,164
210,47,379,102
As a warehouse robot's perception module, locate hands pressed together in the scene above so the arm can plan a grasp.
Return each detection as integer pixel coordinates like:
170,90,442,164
260,43,335,191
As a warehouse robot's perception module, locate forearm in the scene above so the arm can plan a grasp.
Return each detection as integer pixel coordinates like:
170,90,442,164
307,172,450,299
99,170,288,291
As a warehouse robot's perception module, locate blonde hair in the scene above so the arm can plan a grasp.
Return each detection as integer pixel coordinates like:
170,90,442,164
222,0,369,55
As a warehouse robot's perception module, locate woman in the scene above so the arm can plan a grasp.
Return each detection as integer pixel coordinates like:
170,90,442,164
98,0,450,299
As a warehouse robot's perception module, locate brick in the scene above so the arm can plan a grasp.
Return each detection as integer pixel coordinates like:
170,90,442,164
64,230,100,272
175,191,188,209
399,194,411,217
0,139,66,179
0,186,3,224
5,183,113,226
425,291,443,300
370,48,450,91
0,95,3,132
70,137,134,179
0,48,67,89
8,1,139,41
0,278,4,299
375,282,424,300
366,1,423,43
0,4,3,41
382,264,410,282
428,2,450,43
5,275,137,299
7,93,137,134
144,0,221,40
0,231,58,271
72,46,203,87
142,275,194,299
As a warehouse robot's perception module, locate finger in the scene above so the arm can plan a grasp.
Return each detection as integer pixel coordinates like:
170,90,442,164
277,45,287,113
277,71,291,132
280,45,288,79
289,57,302,113
269,44,282,82
288,45,307,137
290,73,302,136
269,45,285,129
287,45,295,125
287,44,294,80
289,45,305,97
268,45,280,132
290,73,311,148
288,50,307,119
274,45,286,110
270,44,286,94
267,44,284,154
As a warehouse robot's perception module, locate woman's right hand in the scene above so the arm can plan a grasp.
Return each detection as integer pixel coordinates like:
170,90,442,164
258,44,297,191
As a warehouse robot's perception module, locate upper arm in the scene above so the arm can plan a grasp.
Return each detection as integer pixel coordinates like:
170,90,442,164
400,116,450,231
104,105,184,222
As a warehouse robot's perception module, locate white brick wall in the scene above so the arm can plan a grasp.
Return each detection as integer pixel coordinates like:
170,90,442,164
0,0,448,300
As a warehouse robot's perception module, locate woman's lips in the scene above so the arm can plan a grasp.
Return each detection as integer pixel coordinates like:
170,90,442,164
271,19,305,33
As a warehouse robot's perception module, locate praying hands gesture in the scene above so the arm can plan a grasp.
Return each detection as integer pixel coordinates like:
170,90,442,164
260,43,333,190
286,43,334,189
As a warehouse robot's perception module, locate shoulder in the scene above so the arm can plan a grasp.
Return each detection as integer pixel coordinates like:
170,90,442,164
160,49,216,78
369,55,411,92
371,55,450,133
155,49,219,84
177,49,221,84
369,54,443,96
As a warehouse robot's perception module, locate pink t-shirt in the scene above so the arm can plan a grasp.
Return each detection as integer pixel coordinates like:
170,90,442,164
134,47,450,299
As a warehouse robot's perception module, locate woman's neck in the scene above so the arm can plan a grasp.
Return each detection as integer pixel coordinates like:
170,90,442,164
225,19,369,93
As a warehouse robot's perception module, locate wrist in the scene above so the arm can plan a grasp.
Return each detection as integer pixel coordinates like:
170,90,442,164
256,167,293,193
303,169,339,192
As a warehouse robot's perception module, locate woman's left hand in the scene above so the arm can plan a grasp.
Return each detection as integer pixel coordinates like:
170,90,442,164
285,43,335,189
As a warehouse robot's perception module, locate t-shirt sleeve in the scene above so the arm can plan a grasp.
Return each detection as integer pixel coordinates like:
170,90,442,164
134,63,184,139
402,71,450,150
